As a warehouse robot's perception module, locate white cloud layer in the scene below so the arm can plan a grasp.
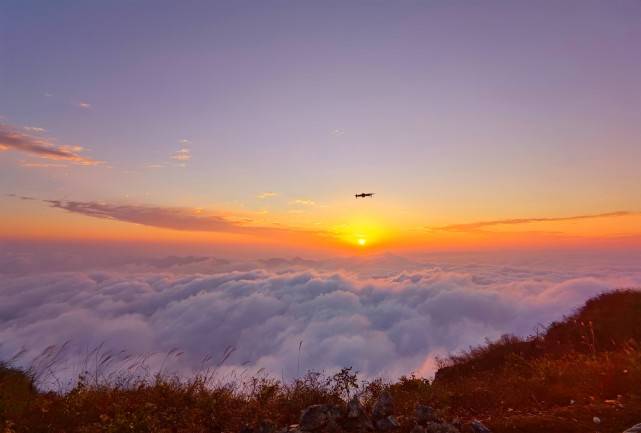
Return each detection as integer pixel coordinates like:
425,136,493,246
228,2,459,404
1,249,640,387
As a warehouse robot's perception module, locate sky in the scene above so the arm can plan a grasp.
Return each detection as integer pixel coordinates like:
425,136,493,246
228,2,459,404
2,0,641,253
1,1,641,385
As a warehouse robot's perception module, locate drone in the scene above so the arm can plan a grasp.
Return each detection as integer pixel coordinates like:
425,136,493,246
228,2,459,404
354,193,375,198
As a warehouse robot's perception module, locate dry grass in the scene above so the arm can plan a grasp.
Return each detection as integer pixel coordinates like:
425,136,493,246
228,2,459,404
2,290,641,433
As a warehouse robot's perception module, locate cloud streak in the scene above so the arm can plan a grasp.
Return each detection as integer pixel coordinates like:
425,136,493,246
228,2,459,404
171,148,191,162
431,211,634,232
44,199,296,236
257,192,278,199
0,123,101,166
291,199,316,206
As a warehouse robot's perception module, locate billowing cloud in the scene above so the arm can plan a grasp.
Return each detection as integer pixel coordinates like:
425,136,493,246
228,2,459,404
0,123,101,166
431,211,634,232
1,248,640,389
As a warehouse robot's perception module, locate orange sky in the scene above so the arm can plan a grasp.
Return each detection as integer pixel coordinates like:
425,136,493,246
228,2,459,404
3,195,641,255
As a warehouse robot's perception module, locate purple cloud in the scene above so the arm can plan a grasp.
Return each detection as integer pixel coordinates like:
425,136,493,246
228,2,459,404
0,123,101,166
430,211,635,232
44,199,307,236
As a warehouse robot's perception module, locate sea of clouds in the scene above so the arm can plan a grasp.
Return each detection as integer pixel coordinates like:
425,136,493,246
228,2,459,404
2,245,641,388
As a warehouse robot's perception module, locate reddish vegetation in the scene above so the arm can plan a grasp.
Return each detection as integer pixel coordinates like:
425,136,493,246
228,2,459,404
2,290,641,433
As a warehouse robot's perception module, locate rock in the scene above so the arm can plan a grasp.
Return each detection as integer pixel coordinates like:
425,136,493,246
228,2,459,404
240,425,253,433
257,420,275,433
375,415,400,431
299,404,342,431
623,423,641,433
470,420,491,433
415,404,437,425
372,392,394,419
276,425,301,433
425,422,459,433
410,426,427,433
450,418,462,430
346,396,375,431
593,416,601,424
348,396,367,419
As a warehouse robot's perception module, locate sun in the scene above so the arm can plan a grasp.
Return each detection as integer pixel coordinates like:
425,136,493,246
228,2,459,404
358,238,367,246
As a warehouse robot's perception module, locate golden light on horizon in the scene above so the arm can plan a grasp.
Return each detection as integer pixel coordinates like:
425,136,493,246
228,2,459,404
328,217,389,249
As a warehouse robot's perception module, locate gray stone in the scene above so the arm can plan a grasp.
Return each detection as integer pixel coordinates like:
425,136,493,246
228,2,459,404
345,396,375,431
299,404,342,431
257,420,275,433
375,415,400,431
450,418,462,430
347,396,366,419
623,423,641,433
276,425,301,433
470,420,491,433
372,392,394,419
425,423,459,433
415,404,437,425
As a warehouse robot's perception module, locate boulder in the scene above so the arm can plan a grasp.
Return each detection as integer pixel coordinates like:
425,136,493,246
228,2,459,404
257,420,275,433
470,420,491,433
347,395,367,419
623,424,641,433
375,415,400,431
415,404,437,425
299,404,342,431
372,392,394,419
275,425,301,433
425,422,459,433
346,396,375,431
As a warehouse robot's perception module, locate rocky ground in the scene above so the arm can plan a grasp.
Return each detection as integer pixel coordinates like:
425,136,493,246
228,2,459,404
241,392,641,433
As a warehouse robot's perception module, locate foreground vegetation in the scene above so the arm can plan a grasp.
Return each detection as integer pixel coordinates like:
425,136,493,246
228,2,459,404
2,290,641,432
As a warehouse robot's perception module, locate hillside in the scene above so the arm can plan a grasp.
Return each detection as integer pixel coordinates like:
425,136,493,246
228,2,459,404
2,290,641,433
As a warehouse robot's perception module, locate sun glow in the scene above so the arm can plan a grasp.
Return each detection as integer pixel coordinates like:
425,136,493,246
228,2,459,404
328,217,390,249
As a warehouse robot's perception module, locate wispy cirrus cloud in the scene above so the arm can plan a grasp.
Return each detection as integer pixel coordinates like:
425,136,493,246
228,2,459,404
290,199,316,206
257,192,278,199
19,161,67,169
0,123,101,166
77,101,92,109
44,199,295,235
170,139,192,165
23,126,46,133
6,193,36,201
171,148,191,162
430,211,634,232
